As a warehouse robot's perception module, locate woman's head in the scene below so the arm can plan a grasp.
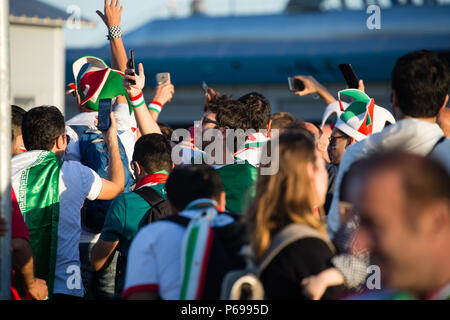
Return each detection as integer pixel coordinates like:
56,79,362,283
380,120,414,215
246,129,328,260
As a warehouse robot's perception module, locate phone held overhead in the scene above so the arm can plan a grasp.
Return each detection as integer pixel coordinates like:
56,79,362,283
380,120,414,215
97,99,112,131
126,49,136,85
338,64,359,89
156,73,171,85
288,77,305,92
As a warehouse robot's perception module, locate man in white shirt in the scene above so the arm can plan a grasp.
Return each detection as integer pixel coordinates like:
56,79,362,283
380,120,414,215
11,106,124,299
327,50,450,239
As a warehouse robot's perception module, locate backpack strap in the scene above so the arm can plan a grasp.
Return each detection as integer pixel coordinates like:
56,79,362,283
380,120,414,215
427,136,446,156
257,223,335,276
134,186,168,224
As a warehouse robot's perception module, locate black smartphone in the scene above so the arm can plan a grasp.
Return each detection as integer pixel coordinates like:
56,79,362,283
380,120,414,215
97,98,112,131
338,64,359,89
288,77,305,92
127,49,136,85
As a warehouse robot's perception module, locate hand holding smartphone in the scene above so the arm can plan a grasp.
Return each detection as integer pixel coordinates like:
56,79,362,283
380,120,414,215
338,64,359,89
126,49,136,85
156,72,171,85
202,81,209,93
288,77,305,92
97,99,112,131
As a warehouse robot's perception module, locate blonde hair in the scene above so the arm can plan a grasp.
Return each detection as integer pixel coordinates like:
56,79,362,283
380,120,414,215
245,130,328,261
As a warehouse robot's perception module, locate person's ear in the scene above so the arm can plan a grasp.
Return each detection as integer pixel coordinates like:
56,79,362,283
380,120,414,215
440,94,449,111
132,161,142,178
217,191,226,212
266,120,272,137
55,135,66,150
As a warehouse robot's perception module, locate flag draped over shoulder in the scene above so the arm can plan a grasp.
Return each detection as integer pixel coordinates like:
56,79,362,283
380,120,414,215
16,151,62,298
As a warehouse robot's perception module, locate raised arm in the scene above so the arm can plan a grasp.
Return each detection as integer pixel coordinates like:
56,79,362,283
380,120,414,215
123,63,162,135
293,75,337,106
97,0,127,105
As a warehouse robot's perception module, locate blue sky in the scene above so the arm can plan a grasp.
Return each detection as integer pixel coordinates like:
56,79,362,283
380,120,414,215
40,0,288,48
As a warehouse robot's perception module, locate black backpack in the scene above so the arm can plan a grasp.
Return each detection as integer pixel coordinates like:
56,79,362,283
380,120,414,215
162,212,248,300
115,186,172,298
134,186,172,229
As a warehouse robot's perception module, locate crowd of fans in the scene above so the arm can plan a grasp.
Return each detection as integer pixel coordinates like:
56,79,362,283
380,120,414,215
1,0,449,301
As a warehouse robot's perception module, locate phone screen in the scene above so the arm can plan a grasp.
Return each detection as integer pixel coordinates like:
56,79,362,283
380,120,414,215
338,64,359,89
97,99,112,131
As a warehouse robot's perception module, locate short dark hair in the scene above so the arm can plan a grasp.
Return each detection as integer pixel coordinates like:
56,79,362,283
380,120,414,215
392,50,450,118
22,106,65,151
132,134,173,174
238,92,271,130
270,112,294,133
215,99,250,131
203,94,233,114
11,105,26,141
165,164,224,211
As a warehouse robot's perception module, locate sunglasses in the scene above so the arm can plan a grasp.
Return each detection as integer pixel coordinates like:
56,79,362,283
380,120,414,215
201,116,219,126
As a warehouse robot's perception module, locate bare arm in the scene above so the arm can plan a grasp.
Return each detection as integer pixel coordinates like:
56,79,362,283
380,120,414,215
123,63,162,135
97,113,125,200
148,82,175,122
97,0,127,104
293,75,337,106
300,267,345,300
12,238,48,300
90,239,119,271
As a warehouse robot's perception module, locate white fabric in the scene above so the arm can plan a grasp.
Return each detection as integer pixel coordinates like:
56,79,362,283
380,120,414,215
234,132,270,168
64,103,136,243
123,204,234,300
11,151,103,297
327,118,450,239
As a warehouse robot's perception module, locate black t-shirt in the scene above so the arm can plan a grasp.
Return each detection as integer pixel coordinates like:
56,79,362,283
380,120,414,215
260,237,345,300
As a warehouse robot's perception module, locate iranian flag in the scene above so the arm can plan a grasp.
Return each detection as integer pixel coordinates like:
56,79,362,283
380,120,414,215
12,151,62,298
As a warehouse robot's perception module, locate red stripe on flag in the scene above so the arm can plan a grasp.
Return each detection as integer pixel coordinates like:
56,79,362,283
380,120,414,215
195,227,214,300
122,284,159,299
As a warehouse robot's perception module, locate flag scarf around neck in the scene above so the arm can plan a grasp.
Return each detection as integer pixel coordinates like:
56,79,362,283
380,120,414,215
67,56,133,114
16,151,62,298
135,170,169,190
179,199,219,300
234,132,270,167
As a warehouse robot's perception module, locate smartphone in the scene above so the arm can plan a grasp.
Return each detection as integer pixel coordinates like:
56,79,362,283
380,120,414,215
288,77,305,92
338,64,359,89
126,49,136,85
97,99,112,131
202,81,209,93
156,72,171,85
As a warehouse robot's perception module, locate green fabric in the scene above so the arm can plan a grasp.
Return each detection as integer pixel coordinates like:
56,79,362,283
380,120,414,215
100,183,166,294
18,151,62,298
216,160,258,214
180,224,200,300
77,66,133,114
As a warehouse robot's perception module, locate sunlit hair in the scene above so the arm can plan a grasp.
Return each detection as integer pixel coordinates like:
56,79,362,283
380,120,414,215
245,129,328,261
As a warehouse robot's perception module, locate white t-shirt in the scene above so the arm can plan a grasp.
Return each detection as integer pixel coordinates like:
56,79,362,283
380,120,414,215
122,204,234,300
11,151,103,297
64,104,137,243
